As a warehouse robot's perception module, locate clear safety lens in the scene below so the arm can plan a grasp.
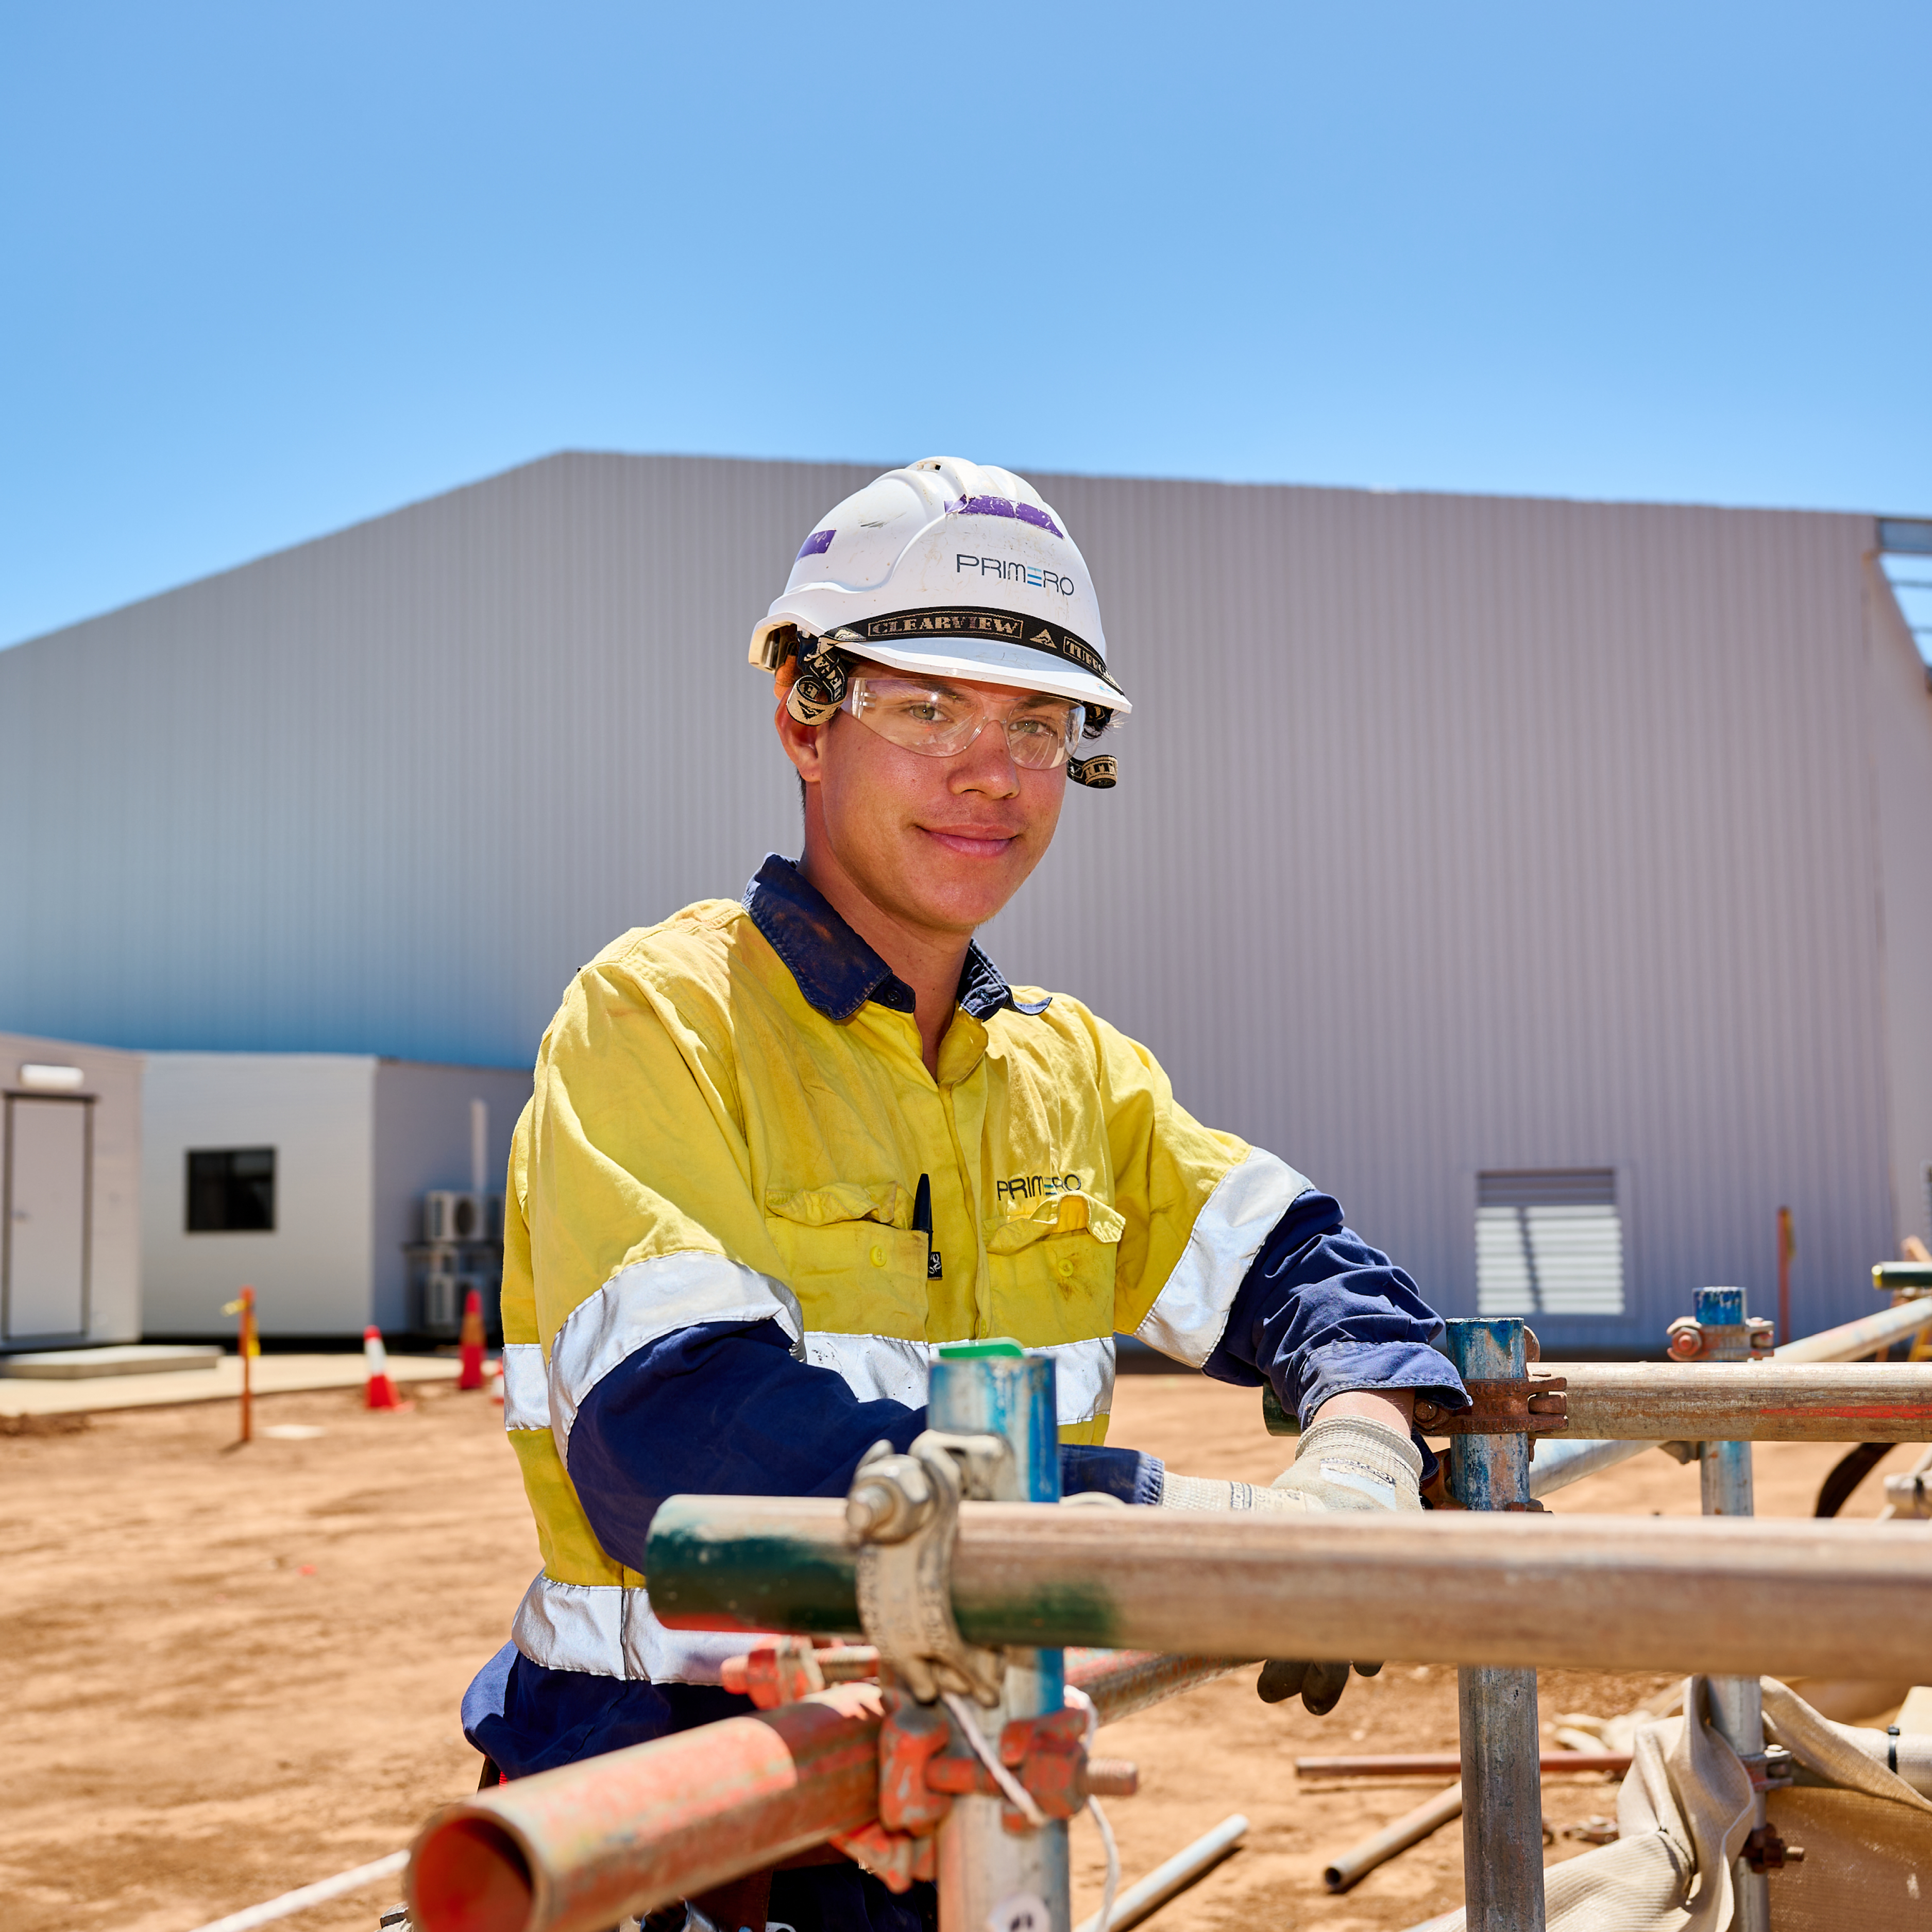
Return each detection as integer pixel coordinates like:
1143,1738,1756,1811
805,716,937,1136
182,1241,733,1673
841,676,1086,770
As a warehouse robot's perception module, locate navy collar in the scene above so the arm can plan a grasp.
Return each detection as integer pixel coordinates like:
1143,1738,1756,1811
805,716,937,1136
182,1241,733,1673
742,855,1050,1025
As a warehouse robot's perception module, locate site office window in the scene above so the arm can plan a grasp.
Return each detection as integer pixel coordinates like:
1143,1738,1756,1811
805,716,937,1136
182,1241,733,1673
185,1148,276,1233
1476,1167,1624,1316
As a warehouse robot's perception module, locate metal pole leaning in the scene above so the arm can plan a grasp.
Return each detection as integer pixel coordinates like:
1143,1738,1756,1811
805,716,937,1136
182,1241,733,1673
924,1344,1070,1932
1693,1290,1769,1932
1444,1317,1546,1932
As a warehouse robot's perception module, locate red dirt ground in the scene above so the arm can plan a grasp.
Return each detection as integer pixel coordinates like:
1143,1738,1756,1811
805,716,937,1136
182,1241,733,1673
0,1374,1908,1932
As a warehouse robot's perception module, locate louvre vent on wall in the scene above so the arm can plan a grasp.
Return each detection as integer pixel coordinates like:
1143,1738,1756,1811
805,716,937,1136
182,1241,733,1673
1476,1167,1624,1317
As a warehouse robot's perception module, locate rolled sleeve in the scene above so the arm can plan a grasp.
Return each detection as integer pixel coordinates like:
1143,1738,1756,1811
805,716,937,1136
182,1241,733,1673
1202,1190,1468,1429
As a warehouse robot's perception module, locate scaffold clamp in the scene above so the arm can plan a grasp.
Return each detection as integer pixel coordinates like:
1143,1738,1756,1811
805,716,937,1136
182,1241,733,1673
849,1430,1010,1706
1413,1375,1568,1435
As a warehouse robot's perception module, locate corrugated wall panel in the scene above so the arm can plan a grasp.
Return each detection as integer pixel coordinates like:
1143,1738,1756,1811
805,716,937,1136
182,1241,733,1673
1865,558,1932,1259
987,475,1896,1343
1,455,1919,1341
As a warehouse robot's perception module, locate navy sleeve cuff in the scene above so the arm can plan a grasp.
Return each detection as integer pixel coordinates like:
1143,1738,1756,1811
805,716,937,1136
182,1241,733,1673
1060,1443,1164,1505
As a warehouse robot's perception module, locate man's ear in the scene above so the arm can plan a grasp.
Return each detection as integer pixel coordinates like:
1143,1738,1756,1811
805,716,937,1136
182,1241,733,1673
773,662,824,788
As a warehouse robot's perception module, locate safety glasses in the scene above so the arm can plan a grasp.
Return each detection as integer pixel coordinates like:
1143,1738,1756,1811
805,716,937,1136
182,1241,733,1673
839,675,1087,771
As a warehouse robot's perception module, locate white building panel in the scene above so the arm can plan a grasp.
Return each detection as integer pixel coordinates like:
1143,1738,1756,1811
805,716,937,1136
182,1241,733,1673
140,1053,530,1336
141,1054,377,1337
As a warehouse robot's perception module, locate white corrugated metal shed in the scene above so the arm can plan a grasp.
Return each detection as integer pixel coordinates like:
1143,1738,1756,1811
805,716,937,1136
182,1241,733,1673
2,453,1928,1349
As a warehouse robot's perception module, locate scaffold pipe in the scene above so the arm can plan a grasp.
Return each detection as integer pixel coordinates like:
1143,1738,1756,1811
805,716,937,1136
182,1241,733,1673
1065,1649,1245,1722
405,1650,1234,1932
408,1682,883,1932
1530,1291,1932,1498
1545,1362,1932,1440
647,1500,1932,1681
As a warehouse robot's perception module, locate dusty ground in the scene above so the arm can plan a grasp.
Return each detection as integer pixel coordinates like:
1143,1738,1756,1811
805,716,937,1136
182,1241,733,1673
0,1373,1913,1932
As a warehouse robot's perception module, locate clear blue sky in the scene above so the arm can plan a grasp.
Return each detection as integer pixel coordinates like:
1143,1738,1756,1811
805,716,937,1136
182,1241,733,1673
4,2,1927,647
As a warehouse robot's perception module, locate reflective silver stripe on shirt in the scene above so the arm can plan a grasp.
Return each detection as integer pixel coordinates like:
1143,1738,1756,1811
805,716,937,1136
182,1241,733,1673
511,1572,782,1684
548,1251,804,1460
803,1331,1114,1427
1038,1333,1114,1426
1136,1151,1311,1367
802,1331,932,1408
500,1342,550,1431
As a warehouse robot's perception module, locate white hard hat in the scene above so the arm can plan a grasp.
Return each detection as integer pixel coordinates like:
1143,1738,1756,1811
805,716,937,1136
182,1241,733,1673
750,456,1131,719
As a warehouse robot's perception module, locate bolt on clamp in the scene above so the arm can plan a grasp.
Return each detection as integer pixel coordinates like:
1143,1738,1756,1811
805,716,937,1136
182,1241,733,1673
849,1430,1012,1706
1665,1312,1775,1362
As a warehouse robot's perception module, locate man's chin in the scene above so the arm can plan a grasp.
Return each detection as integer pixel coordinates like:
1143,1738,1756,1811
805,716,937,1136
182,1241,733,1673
891,863,1028,935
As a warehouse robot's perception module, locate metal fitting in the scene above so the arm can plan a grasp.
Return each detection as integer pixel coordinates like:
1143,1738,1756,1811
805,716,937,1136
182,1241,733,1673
1665,1312,1775,1362
847,1445,937,1541
1884,1470,1932,1518
850,1430,1012,1705
1741,1745,1795,1792
1742,1823,1804,1872
1414,1375,1568,1435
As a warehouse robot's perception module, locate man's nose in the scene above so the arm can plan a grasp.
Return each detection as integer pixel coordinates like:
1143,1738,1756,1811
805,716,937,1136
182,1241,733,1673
948,720,1022,795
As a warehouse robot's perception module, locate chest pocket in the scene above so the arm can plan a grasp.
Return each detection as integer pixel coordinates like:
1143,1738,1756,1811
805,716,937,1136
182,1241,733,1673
986,1190,1124,1347
764,1181,930,1342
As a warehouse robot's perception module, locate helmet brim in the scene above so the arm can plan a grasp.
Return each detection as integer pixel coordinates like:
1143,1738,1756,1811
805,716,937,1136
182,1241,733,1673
754,615,1130,717
849,636,1130,716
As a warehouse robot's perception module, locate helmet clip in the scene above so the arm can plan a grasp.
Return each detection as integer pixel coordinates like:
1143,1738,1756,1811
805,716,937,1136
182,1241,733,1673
785,633,851,727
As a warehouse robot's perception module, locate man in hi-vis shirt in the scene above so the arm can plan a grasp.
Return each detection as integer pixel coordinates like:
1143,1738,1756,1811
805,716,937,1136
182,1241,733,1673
464,457,1468,1932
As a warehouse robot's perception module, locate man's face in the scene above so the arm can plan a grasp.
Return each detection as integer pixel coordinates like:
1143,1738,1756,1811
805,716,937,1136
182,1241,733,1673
779,660,1069,939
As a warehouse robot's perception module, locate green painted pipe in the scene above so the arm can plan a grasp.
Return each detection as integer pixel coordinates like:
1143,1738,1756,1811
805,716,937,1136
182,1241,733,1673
646,1495,1932,1681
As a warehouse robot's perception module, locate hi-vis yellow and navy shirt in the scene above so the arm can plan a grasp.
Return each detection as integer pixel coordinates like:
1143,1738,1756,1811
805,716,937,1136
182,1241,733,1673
468,857,1463,1777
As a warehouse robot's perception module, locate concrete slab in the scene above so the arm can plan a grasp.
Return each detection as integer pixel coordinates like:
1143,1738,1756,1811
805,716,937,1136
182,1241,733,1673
0,1343,224,1379
0,1351,470,1415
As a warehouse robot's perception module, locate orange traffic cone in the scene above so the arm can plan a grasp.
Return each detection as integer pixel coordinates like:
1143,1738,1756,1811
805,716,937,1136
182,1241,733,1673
458,1289,485,1391
363,1326,400,1410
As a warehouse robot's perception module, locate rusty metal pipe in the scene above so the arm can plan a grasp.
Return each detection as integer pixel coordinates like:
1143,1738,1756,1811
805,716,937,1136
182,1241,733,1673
1528,1362,1932,1441
1065,1649,1245,1724
407,1653,1221,1932
1530,1295,1932,1499
406,1683,884,1932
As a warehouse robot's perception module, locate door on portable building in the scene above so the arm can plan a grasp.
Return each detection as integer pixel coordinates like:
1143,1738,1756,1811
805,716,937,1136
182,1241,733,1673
3,1095,93,1343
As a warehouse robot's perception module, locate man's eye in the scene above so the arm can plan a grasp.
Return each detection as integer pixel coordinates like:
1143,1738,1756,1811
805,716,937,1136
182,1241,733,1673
899,701,946,724
1009,715,1060,739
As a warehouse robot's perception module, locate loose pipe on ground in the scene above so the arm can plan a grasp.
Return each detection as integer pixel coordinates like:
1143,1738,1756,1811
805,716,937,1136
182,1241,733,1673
647,1501,1932,1682
1529,1293,1932,1499
1071,1813,1249,1932
1321,1783,1463,1893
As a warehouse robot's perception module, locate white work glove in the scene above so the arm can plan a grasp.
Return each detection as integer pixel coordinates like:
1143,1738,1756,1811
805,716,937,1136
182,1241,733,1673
1158,1415,1422,1714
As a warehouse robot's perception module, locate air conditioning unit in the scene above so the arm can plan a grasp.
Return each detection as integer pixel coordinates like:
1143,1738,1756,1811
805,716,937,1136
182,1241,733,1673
423,1191,484,1243
484,1192,505,1241
419,1271,462,1337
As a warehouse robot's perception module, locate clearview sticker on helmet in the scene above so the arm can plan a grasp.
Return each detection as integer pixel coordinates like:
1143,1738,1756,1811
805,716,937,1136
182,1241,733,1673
844,607,1122,691
795,528,836,560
